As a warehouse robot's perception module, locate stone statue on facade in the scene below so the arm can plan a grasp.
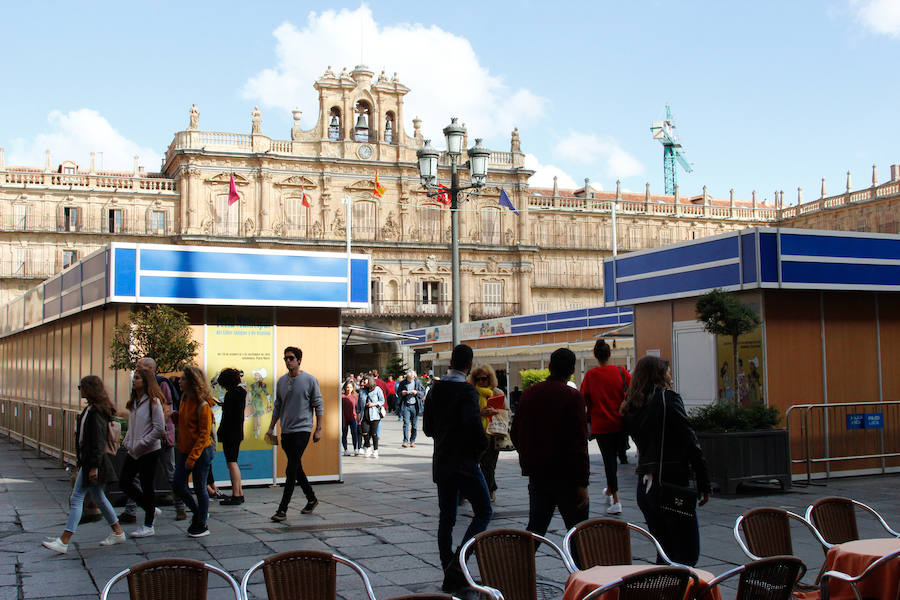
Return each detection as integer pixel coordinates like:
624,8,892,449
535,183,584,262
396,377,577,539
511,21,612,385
413,117,424,147
251,107,262,134
511,128,521,153
189,104,199,130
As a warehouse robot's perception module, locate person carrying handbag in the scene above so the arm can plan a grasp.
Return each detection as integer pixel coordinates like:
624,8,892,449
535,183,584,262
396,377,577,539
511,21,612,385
621,355,711,566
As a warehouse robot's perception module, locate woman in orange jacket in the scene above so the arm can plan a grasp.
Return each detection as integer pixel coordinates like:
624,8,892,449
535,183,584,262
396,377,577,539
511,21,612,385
172,365,216,538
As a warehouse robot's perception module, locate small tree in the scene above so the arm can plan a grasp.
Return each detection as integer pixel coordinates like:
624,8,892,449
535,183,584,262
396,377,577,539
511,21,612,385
385,353,408,380
109,305,199,373
695,289,761,404
520,368,550,389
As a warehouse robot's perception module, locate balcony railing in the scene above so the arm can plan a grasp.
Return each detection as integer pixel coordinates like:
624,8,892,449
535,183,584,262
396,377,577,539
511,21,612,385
469,302,519,320
532,273,604,289
348,300,451,316
2,170,176,191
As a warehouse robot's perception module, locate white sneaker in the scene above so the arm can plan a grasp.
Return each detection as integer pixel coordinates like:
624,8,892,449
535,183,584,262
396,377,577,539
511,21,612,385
353,449,359,456
42,537,68,554
607,502,623,515
372,450,379,458
343,450,352,456
100,531,126,546
603,488,612,506
130,525,155,538
364,447,372,457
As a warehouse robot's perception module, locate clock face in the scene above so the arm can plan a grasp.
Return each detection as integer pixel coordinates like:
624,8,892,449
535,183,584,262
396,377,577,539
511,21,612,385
358,145,373,159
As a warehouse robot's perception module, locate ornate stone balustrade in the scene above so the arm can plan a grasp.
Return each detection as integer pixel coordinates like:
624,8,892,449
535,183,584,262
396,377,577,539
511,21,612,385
2,170,176,192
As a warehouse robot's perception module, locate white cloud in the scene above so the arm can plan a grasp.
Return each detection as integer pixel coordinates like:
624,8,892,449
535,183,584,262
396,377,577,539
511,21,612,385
7,109,160,172
524,154,580,189
243,6,547,145
851,0,900,36
554,132,644,180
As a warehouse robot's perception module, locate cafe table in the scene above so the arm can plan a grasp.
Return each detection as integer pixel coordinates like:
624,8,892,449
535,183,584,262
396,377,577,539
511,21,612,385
562,564,722,600
815,537,900,600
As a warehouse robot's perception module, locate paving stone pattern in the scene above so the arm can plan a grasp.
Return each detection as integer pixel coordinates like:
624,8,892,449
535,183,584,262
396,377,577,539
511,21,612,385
1,419,898,600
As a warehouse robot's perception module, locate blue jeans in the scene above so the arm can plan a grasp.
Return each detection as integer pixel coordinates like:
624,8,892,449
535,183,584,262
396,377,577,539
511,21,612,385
401,404,419,443
635,477,700,566
436,463,493,571
65,468,118,533
173,445,214,526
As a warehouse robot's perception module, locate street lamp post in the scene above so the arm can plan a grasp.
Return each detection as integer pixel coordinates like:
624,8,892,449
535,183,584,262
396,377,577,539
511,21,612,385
416,118,490,348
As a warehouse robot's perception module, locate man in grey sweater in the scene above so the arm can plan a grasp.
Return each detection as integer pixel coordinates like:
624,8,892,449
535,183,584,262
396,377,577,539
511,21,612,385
268,346,324,521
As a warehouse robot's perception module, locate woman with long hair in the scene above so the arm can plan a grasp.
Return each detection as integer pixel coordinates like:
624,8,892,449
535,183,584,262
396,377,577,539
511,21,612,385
620,356,711,566
359,375,384,458
173,365,216,537
341,380,359,456
469,364,505,502
216,368,246,505
42,376,125,553
580,339,630,515
119,367,166,537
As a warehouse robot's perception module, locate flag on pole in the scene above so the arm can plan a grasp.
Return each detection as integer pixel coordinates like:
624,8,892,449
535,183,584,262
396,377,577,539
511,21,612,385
499,188,519,215
374,172,386,198
301,190,310,208
435,184,451,206
228,174,240,206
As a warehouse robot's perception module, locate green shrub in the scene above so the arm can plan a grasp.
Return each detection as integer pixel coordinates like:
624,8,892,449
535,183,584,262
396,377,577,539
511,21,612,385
520,369,550,389
688,402,780,432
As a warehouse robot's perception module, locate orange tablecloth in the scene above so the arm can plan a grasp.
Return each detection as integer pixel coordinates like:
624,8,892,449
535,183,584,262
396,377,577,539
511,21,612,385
817,538,900,600
562,565,721,600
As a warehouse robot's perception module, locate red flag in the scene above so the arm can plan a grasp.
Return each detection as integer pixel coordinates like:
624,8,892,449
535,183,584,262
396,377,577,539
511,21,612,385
374,172,386,198
228,174,240,206
301,190,310,208
435,185,451,206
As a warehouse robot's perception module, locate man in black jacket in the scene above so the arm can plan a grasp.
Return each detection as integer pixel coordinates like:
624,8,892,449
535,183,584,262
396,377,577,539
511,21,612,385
423,344,492,594
511,348,590,541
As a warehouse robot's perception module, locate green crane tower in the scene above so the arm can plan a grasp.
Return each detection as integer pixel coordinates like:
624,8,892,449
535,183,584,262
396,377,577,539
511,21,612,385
650,105,693,195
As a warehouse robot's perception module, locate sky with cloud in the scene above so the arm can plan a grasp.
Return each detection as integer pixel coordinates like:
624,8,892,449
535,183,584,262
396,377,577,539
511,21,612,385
2,1,899,202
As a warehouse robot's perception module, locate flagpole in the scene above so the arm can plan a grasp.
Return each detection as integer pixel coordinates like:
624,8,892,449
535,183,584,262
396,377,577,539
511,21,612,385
343,195,352,304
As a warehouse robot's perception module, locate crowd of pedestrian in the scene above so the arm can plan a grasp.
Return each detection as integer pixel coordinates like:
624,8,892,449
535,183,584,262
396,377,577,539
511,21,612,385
41,340,711,600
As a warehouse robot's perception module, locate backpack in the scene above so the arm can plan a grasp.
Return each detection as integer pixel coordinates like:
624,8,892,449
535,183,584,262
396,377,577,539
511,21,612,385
163,376,182,412
106,419,122,455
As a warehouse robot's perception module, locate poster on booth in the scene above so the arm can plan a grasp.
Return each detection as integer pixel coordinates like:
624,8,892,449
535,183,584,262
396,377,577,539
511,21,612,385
715,323,765,406
205,312,275,485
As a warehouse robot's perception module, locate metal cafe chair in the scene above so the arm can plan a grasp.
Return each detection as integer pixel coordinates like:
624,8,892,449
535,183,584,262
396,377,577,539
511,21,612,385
459,528,571,600
579,566,697,600
100,558,240,600
562,518,685,571
805,496,900,548
239,549,376,600
819,548,900,600
696,556,806,600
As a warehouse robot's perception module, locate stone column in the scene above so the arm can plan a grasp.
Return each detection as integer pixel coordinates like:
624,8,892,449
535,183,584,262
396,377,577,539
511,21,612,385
460,265,472,323
518,263,532,315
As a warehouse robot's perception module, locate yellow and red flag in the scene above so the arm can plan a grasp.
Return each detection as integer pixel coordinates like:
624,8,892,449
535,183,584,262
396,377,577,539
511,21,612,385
301,190,310,208
374,172,386,198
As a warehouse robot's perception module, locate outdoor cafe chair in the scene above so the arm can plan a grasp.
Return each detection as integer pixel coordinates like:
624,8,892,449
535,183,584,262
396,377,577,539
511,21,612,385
578,566,697,600
100,558,240,600
734,508,829,591
385,595,460,600
239,549,376,600
695,556,806,600
562,518,684,571
805,497,900,548
819,548,900,600
459,528,571,600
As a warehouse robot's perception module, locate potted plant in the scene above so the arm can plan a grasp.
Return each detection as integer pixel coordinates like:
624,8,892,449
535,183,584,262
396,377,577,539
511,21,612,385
689,402,791,493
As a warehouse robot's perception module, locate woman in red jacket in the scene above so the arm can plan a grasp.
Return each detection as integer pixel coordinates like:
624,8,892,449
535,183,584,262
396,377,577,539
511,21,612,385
580,339,630,515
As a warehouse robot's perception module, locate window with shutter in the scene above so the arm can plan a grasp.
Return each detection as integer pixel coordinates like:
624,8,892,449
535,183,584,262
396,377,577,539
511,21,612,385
62,250,77,269
482,281,502,315
108,209,124,233
352,201,376,241
420,281,441,313
215,194,240,236
63,207,78,232
14,205,27,230
150,211,166,234
284,197,306,237
481,208,500,245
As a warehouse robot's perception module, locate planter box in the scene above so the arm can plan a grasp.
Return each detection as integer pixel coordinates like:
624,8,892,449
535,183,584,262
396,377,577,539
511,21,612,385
697,429,790,494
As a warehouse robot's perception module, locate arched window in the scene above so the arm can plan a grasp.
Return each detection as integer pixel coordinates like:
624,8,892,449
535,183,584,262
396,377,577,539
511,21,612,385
329,107,342,141
354,101,371,142
384,111,396,144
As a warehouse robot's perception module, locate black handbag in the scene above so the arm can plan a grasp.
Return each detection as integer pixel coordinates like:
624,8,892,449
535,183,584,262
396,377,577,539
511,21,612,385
655,387,698,519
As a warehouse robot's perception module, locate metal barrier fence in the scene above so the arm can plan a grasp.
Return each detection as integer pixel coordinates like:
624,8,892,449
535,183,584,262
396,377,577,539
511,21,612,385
786,401,900,485
0,398,78,465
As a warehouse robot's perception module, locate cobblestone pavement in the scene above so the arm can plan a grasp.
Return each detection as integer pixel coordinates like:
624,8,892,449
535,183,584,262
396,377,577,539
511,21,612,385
1,418,898,600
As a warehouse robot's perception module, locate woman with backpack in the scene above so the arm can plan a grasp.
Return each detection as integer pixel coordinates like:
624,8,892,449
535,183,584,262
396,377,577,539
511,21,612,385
119,367,167,537
580,339,630,515
42,376,126,554
173,365,216,538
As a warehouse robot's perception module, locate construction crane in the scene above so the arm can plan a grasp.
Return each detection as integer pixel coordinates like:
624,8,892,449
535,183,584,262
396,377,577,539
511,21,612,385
650,104,693,195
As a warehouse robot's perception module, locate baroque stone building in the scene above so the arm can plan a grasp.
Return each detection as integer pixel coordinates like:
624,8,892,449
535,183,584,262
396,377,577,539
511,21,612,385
2,65,898,350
